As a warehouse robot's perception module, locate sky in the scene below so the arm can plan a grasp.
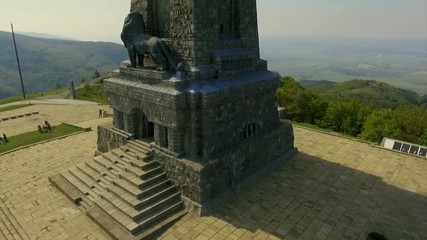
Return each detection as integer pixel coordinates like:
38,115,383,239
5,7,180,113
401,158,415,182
0,0,426,42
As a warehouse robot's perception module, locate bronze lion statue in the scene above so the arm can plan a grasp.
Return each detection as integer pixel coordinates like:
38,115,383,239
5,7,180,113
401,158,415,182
121,12,177,71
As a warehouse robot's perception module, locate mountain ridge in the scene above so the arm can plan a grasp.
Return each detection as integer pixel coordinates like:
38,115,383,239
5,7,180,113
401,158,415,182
300,79,425,109
0,31,126,98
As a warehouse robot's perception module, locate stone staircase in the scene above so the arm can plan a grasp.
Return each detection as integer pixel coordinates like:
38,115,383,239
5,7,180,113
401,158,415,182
50,140,187,240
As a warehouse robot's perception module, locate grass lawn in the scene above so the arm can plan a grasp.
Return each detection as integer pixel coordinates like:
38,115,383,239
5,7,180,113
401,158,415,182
0,123,83,154
0,104,32,113
76,84,108,104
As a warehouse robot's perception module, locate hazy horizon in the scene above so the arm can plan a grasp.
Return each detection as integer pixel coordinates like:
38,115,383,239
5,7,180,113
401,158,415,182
0,0,425,42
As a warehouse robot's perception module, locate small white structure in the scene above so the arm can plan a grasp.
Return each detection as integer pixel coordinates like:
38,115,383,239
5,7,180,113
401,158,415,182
381,138,427,158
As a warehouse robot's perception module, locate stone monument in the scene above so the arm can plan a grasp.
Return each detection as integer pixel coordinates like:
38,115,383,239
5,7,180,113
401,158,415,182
69,80,77,99
51,0,296,239
99,0,296,214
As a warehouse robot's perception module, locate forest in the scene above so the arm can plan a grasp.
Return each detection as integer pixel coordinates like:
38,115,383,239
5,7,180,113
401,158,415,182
277,76,427,146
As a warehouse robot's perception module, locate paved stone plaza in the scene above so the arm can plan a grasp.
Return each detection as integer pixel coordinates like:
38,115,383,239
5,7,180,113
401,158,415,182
0,104,426,239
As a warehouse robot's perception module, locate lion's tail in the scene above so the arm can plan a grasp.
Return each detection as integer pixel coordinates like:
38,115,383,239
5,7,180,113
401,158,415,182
159,41,178,71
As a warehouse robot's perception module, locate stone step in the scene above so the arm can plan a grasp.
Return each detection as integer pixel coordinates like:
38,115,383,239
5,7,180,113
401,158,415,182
95,198,134,232
76,163,101,182
130,201,185,235
111,149,157,170
68,167,105,199
77,163,114,186
134,192,182,222
140,167,163,180
110,149,135,163
77,163,114,189
118,171,145,188
135,186,178,211
135,209,187,240
101,192,135,218
112,177,141,196
103,190,181,223
106,184,141,208
94,155,122,173
87,203,137,240
100,153,127,169
68,167,96,188
112,177,172,200
136,154,153,163
79,198,92,211
53,138,187,239
126,141,152,154
86,159,118,179
107,183,178,211
120,145,150,159
119,171,167,190
49,174,83,205
132,140,152,149
61,171,90,196
123,163,145,177
131,158,159,171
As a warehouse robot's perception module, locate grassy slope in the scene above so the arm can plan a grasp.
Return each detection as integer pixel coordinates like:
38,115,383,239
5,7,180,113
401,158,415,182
0,31,126,98
75,84,108,104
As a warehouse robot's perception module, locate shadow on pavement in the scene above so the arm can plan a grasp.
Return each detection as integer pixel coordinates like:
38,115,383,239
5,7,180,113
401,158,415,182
208,152,426,239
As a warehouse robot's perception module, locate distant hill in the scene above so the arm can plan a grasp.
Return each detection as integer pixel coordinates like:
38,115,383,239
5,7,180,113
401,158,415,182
0,31,127,98
260,36,427,95
16,31,76,41
300,79,424,109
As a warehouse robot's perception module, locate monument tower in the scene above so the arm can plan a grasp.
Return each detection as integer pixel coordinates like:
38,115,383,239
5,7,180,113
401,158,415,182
52,0,295,239
102,0,295,211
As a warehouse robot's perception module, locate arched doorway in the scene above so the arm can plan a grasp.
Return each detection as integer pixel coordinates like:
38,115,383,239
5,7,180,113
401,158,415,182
131,109,154,139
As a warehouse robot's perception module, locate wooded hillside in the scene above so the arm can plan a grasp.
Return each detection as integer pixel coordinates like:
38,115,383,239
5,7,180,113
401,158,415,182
0,31,127,98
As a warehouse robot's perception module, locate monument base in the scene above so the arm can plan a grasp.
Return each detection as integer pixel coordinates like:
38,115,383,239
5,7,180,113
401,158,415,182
96,122,296,216
153,122,296,216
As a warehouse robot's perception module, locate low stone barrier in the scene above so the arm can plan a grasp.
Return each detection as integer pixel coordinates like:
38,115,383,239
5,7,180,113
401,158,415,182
0,111,40,122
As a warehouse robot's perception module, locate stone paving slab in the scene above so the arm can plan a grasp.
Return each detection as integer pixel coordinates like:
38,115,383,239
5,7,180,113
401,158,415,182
155,127,426,240
0,103,426,240
0,106,112,239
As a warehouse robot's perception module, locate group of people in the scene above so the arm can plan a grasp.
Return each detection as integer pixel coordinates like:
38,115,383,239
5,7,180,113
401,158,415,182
38,120,52,133
0,133,8,144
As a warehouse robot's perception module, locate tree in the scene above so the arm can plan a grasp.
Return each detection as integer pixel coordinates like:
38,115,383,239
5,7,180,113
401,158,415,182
92,70,100,79
276,76,327,124
318,100,373,136
393,105,427,143
360,109,401,143
419,129,427,146
361,106,427,144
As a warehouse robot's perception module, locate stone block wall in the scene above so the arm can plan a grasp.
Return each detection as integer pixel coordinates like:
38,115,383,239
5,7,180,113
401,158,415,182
97,123,131,154
104,68,281,161
155,122,295,215
185,71,280,160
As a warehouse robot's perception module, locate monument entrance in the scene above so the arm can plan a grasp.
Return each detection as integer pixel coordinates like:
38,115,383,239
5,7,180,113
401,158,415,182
50,0,296,239
131,109,154,139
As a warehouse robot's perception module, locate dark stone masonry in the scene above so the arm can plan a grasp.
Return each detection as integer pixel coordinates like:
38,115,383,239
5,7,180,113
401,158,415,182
98,0,296,215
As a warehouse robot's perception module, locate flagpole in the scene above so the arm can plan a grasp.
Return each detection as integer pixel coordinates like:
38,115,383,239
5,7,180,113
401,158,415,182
11,23,26,99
